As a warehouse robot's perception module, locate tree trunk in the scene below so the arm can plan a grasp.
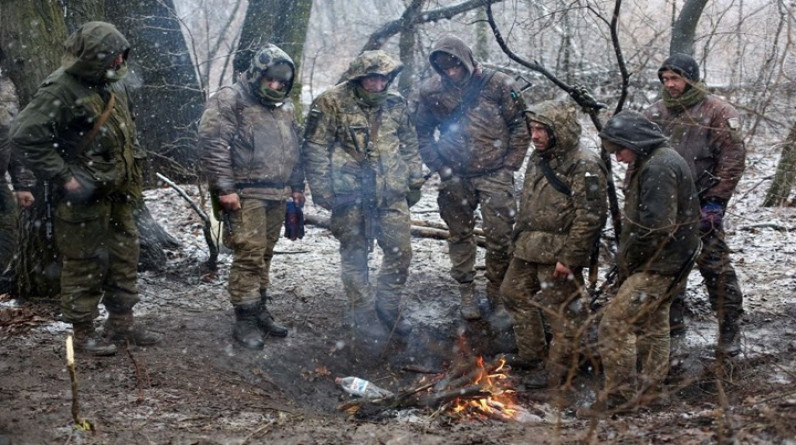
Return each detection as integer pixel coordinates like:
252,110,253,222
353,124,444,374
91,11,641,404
763,123,796,207
107,0,205,183
64,1,105,33
669,0,709,56
234,0,312,116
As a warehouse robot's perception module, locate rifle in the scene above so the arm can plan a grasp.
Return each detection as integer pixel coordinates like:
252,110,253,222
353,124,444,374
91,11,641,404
348,109,382,251
588,265,618,311
42,180,54,241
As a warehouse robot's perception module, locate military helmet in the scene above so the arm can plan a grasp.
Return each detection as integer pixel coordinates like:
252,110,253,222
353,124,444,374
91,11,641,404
342,50,403,84
243,44,296,98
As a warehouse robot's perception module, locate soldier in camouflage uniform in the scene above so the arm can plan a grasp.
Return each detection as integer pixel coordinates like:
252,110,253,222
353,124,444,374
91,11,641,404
500,101,607,389
11,22,159,356
643,54,746,357
580,111,700,416
1,71,35,279
303,51,424,336
199,44,304,349
415,35,531,321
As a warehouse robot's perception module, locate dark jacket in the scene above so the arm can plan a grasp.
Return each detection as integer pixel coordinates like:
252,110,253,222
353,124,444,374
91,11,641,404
414,36,530,177
643,94,745,205
600,111,700,277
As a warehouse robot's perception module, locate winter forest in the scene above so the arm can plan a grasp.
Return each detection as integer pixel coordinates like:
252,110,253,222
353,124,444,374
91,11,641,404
1,0,795,443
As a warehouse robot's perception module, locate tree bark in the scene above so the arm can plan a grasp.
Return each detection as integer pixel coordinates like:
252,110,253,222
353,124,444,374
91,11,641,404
669,0,709,56
763,123,796,207
107,0,205,183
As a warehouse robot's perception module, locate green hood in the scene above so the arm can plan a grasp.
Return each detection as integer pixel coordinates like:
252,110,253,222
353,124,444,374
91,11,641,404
62,21,130,84
526,100,582,156
341,50,403,84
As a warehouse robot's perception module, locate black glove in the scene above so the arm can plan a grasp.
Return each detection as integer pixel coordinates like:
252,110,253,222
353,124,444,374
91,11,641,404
284,200,305,240
407,187,422,208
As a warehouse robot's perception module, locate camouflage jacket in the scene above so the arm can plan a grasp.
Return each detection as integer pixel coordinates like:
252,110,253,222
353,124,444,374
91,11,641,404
414,36,530,177
303,76,422,210
11,22,141,198
199,82,304,200
643,94,745,205
513,101,607,268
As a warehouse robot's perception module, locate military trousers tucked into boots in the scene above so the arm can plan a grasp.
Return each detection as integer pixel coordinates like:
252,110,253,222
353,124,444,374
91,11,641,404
599,272,677,401
55,197,139,323
501,259,586,375
330,200,412,316
225,198,285,305
437,169,515,290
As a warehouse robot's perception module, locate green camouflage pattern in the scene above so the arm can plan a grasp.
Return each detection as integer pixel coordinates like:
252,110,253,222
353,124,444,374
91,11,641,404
241,44,296,103
340,50,403,83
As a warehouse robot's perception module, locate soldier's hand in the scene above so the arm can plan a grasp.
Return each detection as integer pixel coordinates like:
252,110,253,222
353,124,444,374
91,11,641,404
292,191,306,206
15,191,35,209
219,193,241,211
63,177,83,194
552,262,573,280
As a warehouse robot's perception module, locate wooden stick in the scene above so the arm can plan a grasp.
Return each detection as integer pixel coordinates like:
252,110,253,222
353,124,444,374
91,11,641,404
66,336,92,431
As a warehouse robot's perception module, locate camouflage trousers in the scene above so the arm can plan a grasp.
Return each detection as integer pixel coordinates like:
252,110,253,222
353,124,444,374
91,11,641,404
54,197,139,323
224,198,285,306
437,169,515,298
330,200,412,316
599,272,683,401
501,259,587,376
0,185,17,273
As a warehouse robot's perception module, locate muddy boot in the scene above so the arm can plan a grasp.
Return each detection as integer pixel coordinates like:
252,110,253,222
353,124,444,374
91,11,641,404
105,313,162,346
669,293,687,337
459,282,481,320
257,290,287,337
717,314,741,357
522,370,550,390
497,353,542,370
73,322,117,356
233,302,264,350
375,304,412,336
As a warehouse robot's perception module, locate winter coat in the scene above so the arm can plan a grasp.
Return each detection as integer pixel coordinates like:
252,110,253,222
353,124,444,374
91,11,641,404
513,101,607,268
601,111,700,278
643,94,745,205
11,22,141,200
199,82,304,201
414,36,530,177
302,52,423,210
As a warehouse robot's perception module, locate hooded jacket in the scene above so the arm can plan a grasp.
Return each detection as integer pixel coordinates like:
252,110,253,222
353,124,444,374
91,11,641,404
303,51,423,210
643,89,745,205
513,101,607,267
11,21,140,198
600,111,700,277
414,36,530,177
199,44,304,200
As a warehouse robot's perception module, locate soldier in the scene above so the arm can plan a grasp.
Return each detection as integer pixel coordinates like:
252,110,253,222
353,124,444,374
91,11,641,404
199,44,303,349
11,22,159,356
303,50,424,336
643,54,746,357
500,101,607,389
580,111,700,416
415,35,530,321
1,70,35,278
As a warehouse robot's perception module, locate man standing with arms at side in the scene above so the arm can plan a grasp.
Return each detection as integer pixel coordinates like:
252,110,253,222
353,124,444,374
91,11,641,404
580,111,700,416
644,54,746,357
415,35,531,321
303,51,424,336
500,100,607,389
12,22,160,356
199,44,302,349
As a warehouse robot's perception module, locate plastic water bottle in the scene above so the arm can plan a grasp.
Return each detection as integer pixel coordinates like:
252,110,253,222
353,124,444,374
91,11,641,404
335,376,393,398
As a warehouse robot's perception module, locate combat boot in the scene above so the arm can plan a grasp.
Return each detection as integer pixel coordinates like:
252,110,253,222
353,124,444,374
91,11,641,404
73,322,117,356
375,304,412,336
105,312,162,346
669,293,687,337
233,301,264,349
459,282,481,320
257,290,287,337
717,314,741,357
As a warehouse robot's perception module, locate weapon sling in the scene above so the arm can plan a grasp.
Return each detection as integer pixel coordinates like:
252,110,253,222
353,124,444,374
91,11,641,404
439,69,496,134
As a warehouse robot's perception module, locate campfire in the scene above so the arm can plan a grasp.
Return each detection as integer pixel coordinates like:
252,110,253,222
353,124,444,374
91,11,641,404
337,337,545,423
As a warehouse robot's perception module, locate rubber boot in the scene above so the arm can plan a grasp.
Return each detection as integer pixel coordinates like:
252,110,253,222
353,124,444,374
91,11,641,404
459,282,481,320
105,313,162,346
375,304,412,336
257,290,287,337
73,322,117,356
717,313,741,357
233,301,265,349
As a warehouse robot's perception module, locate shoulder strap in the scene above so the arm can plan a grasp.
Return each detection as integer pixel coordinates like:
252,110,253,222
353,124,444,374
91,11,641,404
440,69,496,132
537,157,571,196
77,93,116,152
